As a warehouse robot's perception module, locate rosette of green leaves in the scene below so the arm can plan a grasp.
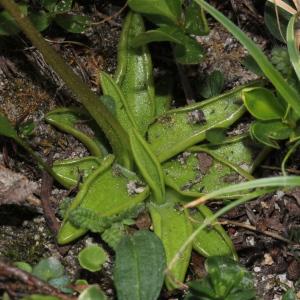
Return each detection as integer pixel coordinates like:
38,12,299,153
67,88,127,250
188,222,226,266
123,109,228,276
185,256,256,300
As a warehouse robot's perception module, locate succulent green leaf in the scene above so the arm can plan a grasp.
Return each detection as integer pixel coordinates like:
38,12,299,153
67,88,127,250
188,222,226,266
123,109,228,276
184,1,209,35
114,230,166,300
129,127,165,204
45,108,106,158
78,285,107,300
189,205,237,259
205,128,226,144
150,189,193,290
100,71,138,132
114,12,155,135
242,87,285,120
148,83,250,162
128,0,182,26
54,14,90,33
57,155,150,244
163,135,256,197
53,156,101,189
250,120,292,149
32,257,64,282
186,256,255,300
78,245,107,272
198,70,224,99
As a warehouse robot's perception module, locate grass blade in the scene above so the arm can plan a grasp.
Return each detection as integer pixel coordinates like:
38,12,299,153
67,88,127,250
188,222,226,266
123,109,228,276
185,176,300,207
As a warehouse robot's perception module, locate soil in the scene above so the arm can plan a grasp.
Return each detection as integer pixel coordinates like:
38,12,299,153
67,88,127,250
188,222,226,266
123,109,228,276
0,1,300,299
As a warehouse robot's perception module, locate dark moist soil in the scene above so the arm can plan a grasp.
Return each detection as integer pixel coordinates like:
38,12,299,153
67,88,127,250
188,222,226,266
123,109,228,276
0,1,300,299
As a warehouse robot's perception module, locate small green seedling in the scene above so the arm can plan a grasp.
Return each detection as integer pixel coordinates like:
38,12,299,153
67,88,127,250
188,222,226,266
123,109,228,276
78,244,107,272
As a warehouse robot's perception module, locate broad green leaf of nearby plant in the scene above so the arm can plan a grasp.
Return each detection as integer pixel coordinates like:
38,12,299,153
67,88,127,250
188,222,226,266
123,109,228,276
150,189,193,290
193,0,300,117
41,0,58,13
242,87,285,120
114,230,166,300
185,256,256,300
287,14,300,82
133,26,204,65
129,127,165,204
0,3,27,35
78,245,107,272
57,155,150,244
54,14,90,33
283,289,297,300
53,0,73,14
29,11,51,32
173,35,205,65
184,1,209,35
250,120,292,149
264,0,293,42
32,257,64,282
78,285,107,300
198,70,224,99
127,0,182,26
133,27,186,46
